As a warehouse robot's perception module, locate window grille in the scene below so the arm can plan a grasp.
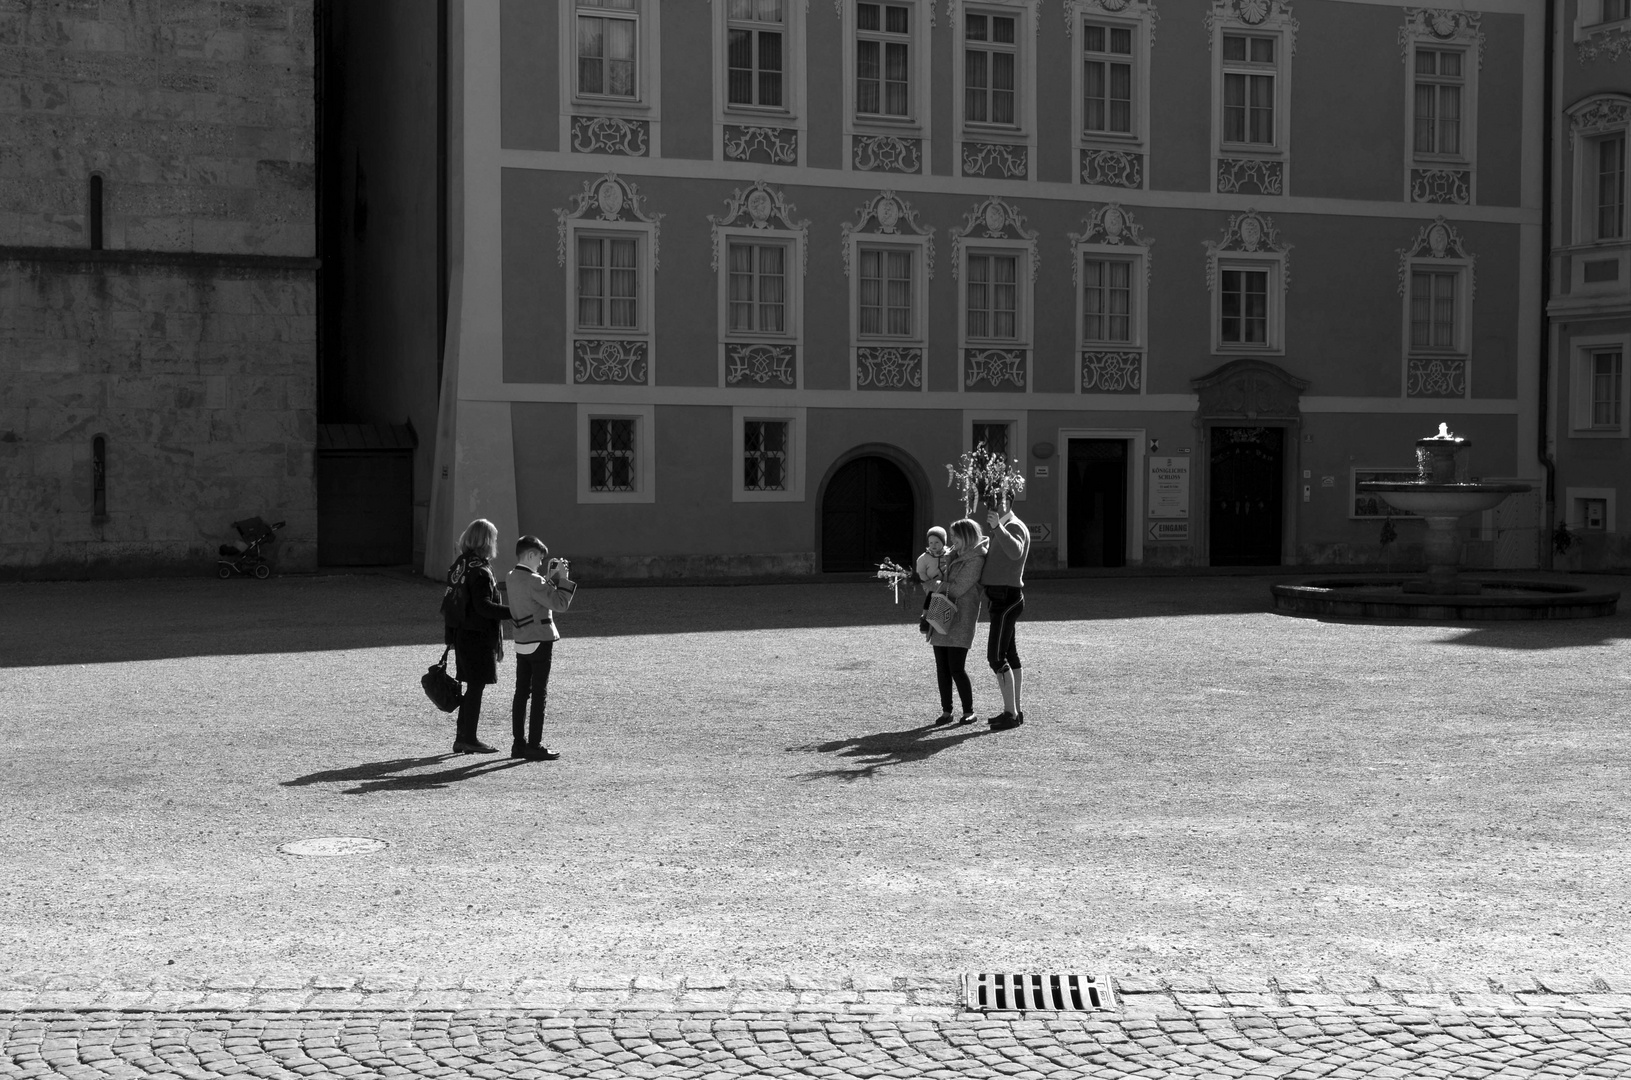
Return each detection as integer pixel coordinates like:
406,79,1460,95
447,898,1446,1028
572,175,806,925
1222,35,1275,145
965,253,1018,339
1220,267,1269,344
964,12,1016,126
577,236,639,330
577,0,639,99
1083,22,1132,134
728,242,787,333
1413,49,1463,157
1593,350,1623,429
857,2,911,117
727,0,784,108
743,420,789,491
859,247,914,336
1409,270,1458,350
589,418,637,492
1082,257,1133,343
972,422,1010,459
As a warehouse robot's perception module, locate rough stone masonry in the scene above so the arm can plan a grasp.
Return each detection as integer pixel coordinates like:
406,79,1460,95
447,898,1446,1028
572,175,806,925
0,0,318,577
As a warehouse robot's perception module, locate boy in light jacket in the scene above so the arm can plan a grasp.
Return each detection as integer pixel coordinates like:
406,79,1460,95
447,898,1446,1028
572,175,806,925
505,535,573,761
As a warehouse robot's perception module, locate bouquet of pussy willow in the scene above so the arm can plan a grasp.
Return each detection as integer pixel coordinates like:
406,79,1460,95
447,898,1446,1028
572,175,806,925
876,557,913,604
946,442,1027,517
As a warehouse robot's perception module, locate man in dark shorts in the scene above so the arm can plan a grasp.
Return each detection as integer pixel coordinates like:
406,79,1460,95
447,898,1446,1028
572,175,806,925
981,503,1032,730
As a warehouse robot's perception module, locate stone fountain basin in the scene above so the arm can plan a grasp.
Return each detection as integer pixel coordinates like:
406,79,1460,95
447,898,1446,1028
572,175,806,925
1358,481,1530,517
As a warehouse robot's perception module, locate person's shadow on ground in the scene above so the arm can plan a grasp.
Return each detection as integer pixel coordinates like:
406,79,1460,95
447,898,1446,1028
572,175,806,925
281,754,527,795
788,721,992,781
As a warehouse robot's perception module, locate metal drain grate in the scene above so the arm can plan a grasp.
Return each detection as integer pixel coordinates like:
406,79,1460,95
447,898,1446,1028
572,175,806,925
963,972,1116,1012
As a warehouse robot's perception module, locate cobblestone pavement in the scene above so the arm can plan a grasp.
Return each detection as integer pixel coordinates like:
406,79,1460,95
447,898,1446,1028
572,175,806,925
4,974,1631,1078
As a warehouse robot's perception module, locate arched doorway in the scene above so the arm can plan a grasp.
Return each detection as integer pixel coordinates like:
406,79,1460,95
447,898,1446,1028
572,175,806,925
820,455,916,572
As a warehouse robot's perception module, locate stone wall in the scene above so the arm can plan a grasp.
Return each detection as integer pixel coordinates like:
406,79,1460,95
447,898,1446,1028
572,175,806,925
0,0,318,577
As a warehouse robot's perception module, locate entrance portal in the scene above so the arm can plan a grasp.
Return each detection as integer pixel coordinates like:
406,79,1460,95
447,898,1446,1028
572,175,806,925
1066,439,1128,568
1209,426,1284,566
821,455,916,572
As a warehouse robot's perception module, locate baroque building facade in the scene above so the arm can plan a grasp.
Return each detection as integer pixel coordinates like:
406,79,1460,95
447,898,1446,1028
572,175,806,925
1549,0,1631,570
0,0,318,577
393,0,1552,578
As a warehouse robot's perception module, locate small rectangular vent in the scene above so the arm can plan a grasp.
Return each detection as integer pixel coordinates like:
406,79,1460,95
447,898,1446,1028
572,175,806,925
1584,259,1620,283
963,972,1116,1012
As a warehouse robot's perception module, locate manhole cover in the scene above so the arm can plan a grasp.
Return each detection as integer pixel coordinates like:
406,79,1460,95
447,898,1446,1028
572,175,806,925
278,836,389,857
963,972,1116,1012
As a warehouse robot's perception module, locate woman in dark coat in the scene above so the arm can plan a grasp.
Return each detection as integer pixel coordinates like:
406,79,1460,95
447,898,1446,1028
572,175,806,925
447,518,512,754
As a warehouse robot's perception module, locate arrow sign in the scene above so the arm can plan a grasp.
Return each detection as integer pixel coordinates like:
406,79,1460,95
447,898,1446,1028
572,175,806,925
1031,522,1054,542
1148,522,1190,542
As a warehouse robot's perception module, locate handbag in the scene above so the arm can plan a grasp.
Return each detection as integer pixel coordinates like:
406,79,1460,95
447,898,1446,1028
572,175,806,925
421,647,463,712
926,591,958,636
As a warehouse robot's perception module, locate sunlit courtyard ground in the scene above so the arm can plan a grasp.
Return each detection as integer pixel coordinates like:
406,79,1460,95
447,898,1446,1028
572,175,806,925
2,570,1629,986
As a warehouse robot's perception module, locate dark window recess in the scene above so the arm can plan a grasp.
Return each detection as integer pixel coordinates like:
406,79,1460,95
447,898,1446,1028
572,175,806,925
89,175,104,250
1584,258,1620,283
92,435,107,520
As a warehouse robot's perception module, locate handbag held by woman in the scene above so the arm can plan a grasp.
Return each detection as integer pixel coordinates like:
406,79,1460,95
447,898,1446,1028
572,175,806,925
925,592,958,636
421,647,463,712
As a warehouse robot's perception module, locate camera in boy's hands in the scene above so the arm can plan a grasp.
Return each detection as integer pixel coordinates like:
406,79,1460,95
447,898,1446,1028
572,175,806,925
547,557,570,582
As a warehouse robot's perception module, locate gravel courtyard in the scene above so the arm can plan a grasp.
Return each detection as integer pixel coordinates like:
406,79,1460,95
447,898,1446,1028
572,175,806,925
1,570,1628,987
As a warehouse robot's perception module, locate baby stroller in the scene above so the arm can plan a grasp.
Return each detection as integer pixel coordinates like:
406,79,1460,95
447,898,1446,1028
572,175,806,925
217,517,285,579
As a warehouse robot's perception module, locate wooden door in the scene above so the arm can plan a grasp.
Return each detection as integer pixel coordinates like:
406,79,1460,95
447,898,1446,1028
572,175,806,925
821,456,916,572
1208,426,1284,566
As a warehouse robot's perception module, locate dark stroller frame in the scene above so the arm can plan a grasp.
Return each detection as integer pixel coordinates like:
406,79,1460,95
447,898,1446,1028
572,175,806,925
217,517,285,579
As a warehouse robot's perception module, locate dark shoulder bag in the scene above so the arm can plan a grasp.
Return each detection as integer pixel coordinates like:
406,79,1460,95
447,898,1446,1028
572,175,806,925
421,647,463,712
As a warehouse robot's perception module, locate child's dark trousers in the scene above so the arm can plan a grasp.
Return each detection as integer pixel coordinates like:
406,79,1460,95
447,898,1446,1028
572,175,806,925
512,641,555,746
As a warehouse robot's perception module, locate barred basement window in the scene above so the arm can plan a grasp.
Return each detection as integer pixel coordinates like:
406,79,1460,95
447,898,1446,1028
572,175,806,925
92,435,107,520
589,417,636,491
743,419,789,491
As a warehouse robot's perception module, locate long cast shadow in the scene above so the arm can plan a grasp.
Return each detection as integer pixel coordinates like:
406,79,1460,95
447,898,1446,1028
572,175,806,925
788,721,994,782
282,753,528,794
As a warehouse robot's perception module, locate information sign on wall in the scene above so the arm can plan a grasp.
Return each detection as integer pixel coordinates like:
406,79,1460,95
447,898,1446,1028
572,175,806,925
1148,456,1190,519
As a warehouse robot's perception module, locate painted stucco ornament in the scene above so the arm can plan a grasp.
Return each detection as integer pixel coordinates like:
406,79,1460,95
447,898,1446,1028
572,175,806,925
1237,0,1270,24
1428,223,1450,257
746,189,773,224
1239,215,1263,249
876,198,901,230
596,180,624,218
1103,207,1126,239
983,202,1007,233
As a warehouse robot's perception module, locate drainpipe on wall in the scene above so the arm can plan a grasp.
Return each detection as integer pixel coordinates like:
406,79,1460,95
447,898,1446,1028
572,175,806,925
1538,0,1559,569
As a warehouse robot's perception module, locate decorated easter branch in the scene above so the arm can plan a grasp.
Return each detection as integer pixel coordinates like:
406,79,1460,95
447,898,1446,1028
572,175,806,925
875,557,913,604
946,442,1026,517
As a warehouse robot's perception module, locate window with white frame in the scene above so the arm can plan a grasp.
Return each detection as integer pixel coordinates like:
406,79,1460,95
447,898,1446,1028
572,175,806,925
964,251,1019,341
727,240,790,334
1593,133,1626,241
726,0,785,110
963,10,1018,128
576,0,640,101
578,405,655,503
732,407,805,501
575,233,642,332
1218,264,1271,346
1407,267,1462,352
1221,34,1277,148
1571,337,1631,436
1412,48,1466,159
858,245,917,337
1083,21,1134,136
1604,0,1628,23
1205,210,1286,354
856,3,913,118
1081,255,1135,344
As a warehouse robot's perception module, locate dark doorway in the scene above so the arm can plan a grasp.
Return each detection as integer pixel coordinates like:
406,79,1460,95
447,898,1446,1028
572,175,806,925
1066,439,1128,568
1209,426,1284,566
821,455,916,572
316,424,417,566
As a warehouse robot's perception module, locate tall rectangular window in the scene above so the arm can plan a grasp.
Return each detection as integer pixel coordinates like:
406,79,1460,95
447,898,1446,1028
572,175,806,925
577,0,639,99
1220,267,1269,345
743,420,789,491
858,247,914,336
1606,0,1629,22
856,2,910,117
1082,258,1133,343
589,418,636,492
1413,49,1463,157
1593,350,1624,428
972,421,1010,458
727,0,784,108
964,12,1016,126
1409,270,1458,350
965,253,1017,339
1083,22,1132,134
1222,34,1275,145
577,235,639,330
727,242,787,333
1598,135,1626,240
